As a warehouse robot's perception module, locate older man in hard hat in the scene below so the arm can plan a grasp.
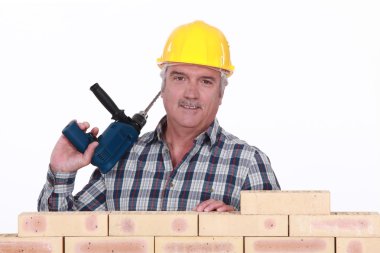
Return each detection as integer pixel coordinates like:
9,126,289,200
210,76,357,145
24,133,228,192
38,21,280,212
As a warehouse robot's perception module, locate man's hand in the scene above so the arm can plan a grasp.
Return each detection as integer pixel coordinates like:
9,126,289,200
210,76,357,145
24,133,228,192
194,199,235,212
50,121,99,173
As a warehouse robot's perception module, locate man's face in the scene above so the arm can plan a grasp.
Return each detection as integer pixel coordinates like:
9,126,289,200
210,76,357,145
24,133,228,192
161,64,223,134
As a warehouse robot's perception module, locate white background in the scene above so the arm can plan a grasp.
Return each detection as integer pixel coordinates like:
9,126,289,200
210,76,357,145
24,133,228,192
0,0,379,233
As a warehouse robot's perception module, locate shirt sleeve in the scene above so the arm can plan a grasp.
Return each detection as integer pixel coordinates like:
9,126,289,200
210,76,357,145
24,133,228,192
242,150,281,190
37,166,107,211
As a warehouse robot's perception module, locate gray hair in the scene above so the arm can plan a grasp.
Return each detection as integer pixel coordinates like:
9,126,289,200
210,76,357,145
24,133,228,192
160,64,228,98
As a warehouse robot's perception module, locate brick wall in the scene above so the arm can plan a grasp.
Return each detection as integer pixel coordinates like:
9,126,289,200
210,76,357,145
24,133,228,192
1,190,379,252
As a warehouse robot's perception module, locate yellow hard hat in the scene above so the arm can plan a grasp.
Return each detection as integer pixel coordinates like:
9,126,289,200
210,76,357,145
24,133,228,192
157,20,234,77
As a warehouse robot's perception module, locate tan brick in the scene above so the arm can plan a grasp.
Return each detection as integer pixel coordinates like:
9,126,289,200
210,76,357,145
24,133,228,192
337,237,380,253
290,212,380,237
245,237,334,253
0,234,63,253
199,212,288,236
240,190,330,215
65,236,154,253
109,211,198,236
155,236,243,253
18,212,108,237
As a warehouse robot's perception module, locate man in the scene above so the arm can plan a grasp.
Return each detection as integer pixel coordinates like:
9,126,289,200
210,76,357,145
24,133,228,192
38,20,280,212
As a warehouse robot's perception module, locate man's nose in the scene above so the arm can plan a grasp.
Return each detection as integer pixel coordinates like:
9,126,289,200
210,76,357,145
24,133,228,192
184,80,199,98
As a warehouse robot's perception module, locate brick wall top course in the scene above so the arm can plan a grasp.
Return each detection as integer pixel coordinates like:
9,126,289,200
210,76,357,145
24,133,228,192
3,191,379,253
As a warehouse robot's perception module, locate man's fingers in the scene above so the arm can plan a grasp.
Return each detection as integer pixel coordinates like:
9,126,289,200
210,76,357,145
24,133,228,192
195,199,232,212
195,199,214,211
216,204,235,212
83,141,99,163
77,121,90,131
91,127,99,137
77,121,99,138
203,200,225,212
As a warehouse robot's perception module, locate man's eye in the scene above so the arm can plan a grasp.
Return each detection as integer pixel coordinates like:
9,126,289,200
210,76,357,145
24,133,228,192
173,76,185,81
202,79,213,85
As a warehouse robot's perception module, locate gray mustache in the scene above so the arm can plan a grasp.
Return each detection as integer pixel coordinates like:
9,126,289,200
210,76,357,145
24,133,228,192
178,100,202,109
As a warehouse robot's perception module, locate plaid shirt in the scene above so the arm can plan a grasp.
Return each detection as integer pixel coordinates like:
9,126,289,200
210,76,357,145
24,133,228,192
38,117,280,211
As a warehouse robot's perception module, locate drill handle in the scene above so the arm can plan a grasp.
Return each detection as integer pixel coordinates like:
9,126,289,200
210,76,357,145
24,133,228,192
90,83,128,122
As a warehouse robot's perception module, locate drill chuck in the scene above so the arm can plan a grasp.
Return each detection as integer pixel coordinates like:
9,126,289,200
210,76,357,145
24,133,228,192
132,112,147,130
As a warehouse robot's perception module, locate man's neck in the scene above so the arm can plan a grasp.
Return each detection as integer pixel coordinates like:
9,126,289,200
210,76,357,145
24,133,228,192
163,123,205,169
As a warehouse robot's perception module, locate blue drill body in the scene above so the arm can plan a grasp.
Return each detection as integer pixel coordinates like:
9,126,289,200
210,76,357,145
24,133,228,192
62,121,139,174
61,83,156,174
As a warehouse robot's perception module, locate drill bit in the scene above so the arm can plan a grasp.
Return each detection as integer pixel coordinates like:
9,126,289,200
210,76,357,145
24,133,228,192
142,91,161,117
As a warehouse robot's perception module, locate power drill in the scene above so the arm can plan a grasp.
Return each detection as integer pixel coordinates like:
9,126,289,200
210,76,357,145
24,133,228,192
62,83,160,174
